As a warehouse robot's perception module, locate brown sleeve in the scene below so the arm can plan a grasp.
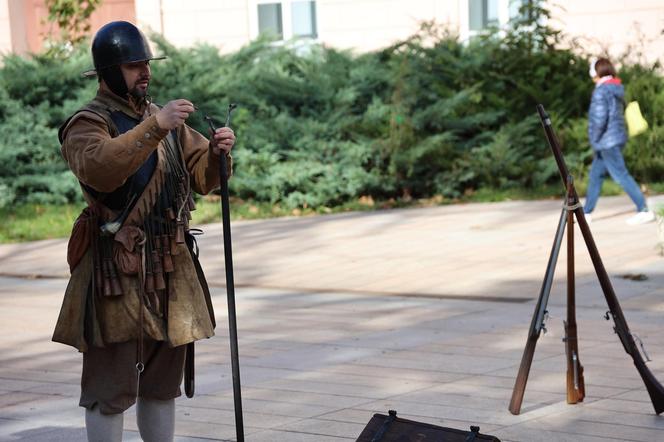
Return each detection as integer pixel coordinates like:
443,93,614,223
61,112,169,193
179,124,233,196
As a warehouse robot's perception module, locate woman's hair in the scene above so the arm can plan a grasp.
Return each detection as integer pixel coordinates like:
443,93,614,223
593,58,616,77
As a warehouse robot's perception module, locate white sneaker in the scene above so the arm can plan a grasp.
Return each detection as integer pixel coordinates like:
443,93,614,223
583,213,592,224
626,210,655,225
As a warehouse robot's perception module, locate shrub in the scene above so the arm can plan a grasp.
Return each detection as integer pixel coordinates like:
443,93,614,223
0,1,662,210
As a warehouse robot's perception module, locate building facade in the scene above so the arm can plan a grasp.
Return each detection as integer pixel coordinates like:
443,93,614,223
0,0,135,54
1,1,663,64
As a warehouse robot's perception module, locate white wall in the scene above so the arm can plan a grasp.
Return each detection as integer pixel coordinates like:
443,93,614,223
134,0,460,53
135,0,251,53
132,0,664,64
317,0,460,52
551,0,664,64
0,0,11,55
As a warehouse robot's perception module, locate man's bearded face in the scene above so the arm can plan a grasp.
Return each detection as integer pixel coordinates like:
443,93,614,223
120,61,151,100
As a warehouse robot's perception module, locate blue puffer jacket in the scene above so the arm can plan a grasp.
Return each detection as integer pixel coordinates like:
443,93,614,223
588,77,627,151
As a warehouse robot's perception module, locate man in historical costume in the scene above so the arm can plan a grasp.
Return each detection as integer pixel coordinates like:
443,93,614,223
52,21,235,441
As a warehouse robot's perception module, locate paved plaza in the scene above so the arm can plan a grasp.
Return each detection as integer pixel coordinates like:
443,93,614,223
0,195,663,441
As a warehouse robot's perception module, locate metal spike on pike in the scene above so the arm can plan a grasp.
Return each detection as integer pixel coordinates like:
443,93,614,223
205,103,244,441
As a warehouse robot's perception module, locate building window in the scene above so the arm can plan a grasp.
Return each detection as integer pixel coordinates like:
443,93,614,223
469,0,499,31
291,1,317,38
509,0,527,19
254,1,318,41
461,0,528,40
258,3,284,39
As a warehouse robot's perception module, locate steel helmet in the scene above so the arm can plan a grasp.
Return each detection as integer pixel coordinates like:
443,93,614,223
84,21,165,97
91,21,164,72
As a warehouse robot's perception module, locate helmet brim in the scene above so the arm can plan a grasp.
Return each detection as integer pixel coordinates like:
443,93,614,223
81,56,167,78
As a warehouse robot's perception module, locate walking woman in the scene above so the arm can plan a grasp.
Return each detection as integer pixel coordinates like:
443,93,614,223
584,57,654,225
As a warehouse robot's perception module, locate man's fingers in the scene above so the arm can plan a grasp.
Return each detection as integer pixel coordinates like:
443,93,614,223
212,145,231,156
213,139,235,148
168,99,194,114
175,98,194,107
211,133,235,156
213,129,235,140
207,121,235,154
214,137,235,145
176,105,195,114
214,135,235,142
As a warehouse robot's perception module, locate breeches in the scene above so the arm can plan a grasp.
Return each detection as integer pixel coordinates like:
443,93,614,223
80,338,186,414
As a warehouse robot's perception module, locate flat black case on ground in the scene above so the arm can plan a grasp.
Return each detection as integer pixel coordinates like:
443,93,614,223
356,410,501,442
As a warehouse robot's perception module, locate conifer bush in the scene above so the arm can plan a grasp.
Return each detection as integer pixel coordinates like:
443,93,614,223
0,1,662,211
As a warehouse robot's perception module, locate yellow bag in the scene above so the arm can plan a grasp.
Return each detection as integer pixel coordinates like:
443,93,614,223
625,101,648,137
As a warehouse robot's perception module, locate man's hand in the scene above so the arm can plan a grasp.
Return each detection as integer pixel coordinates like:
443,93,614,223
210,127,235,156
156,99,195,130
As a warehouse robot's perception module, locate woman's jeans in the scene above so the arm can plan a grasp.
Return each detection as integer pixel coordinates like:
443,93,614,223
584,146,646,214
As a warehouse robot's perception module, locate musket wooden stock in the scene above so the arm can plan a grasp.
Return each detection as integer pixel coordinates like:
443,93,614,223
564,179,585,404
564,322,584,403
537,104,664,414
509,337,537,414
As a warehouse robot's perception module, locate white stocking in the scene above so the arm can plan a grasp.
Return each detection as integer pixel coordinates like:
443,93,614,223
85,406,124,442
136,397,175,442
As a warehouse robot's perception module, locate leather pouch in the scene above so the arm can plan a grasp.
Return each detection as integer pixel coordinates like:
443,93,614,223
112,225,145,275
67,207,93,272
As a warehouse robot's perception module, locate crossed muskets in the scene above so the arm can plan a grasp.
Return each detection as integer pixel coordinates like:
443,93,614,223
509,104,664,416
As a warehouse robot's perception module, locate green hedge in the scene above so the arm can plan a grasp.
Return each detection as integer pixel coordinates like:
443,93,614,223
1,4,662,210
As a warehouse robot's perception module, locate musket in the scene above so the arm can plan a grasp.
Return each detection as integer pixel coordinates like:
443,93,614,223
537,104,664,414
509,207,566,415
205,104,245,440
563,175,585,404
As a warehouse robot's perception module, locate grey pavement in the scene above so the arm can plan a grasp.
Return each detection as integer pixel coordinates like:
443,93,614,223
0,194,663,441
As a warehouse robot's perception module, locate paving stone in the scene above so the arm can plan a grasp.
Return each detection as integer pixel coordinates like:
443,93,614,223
563,407,664,430
248,428,354,441
534,412,664,441
126,417,242,440
305,363,467,385
241,387,372,408
585,397,660,415
0,425,88,442
179,405,302,429
272,417,367,438
497,425,626,442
